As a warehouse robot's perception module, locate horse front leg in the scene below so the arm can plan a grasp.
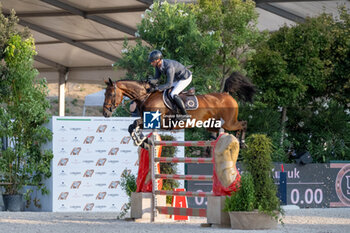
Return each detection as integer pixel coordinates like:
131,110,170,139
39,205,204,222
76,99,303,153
128,119,148,147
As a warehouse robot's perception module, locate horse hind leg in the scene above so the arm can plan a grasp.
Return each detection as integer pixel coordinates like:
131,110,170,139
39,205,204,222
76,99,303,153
238,121,247,148
226,120,247,148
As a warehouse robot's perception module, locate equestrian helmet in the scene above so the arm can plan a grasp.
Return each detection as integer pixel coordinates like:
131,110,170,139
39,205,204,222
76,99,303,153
148,50,163,63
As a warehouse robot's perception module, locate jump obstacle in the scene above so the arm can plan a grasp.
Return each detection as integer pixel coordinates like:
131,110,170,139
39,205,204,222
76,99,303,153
131,131,287,227
148,132,221,222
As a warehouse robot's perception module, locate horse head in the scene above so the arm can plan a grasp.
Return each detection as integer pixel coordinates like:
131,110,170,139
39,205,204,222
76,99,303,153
103,78,123,117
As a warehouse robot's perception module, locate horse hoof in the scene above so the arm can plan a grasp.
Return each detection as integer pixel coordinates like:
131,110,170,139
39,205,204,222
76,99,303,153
240,142,247,149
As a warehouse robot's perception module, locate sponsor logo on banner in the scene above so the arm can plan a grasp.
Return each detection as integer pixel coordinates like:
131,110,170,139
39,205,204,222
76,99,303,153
70,171,82,176
95,149,106,154
96,192,107,200
108,147,119,155
83,136,95,144
120,136,131,144
120,150,131,153
110,170,118,176
70,181,82,189
143,111,161,129
109,204,118,209
95,183,107,187
83,169,94,177
107,137,118,142
82,160,94,164
110,126,117,132
70,147,81,155
71,158,81,165
71,192,82,199
59,126,66,131
58,137,67,142
335,164,350,206
70,127,82,132
58,158,69,166
83,203,94,211
83,148,93,154
121,169,131,177
97,137,105,143
95,172,107,176
82,194,94,197
107,160,119,164
72,136,79,142
59,181,67,187
96,158,107,166
108,181,120,189
59,148,67,154
59,204,67,210
58,192,69,200
95,205,107,209
82,182,92,188
96,125,107,133
108,194,119,197
59,170,67,176
84,126,94,132
70,205,81,209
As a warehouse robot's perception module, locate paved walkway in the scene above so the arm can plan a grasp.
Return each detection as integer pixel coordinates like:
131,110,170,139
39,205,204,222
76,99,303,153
0,208,349,233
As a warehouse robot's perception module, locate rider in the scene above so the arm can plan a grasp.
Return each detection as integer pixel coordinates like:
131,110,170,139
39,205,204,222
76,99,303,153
148,50,192,117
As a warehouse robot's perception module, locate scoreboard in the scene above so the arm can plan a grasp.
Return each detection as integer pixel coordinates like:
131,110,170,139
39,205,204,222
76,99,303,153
186,162,350,209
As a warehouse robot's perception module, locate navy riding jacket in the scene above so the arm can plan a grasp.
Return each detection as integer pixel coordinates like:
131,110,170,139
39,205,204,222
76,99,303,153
154,59,192,91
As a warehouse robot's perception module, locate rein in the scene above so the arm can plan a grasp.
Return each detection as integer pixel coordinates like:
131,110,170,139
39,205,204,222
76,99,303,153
114,82,152,112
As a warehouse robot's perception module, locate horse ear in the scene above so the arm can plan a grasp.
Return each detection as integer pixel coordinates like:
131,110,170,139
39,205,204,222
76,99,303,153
104,79,109,85
109,78,114,86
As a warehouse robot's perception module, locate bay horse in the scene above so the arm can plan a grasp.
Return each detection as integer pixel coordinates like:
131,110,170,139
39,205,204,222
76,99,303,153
103,72,255,146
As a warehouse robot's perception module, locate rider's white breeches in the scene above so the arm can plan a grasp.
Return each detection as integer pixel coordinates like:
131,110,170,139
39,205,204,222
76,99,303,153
170,75,192,98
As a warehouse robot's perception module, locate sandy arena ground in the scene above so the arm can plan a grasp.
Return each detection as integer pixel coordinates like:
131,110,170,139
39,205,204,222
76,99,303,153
0,208,349,233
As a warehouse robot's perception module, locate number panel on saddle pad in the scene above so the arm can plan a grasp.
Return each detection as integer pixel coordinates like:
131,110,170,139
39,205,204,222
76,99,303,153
163,90,198,111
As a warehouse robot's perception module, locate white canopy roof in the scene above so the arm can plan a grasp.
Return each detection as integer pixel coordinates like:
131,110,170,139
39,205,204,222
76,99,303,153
1,0,348,85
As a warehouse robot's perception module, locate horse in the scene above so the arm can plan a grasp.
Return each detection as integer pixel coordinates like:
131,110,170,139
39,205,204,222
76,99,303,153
103,72,255,146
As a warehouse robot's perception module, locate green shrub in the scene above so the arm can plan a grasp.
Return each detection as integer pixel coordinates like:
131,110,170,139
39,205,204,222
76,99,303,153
0,14,53,208
120,169,137,198
242,134,281,215
118,169,137,219
160,134,179,204
224,172,255,212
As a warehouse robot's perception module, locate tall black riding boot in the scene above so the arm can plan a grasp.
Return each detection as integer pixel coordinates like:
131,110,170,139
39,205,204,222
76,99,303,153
172,95,188,118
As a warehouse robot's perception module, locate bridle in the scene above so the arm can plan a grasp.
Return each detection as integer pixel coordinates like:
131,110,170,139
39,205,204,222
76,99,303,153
104,82,152,112
103,85,118,112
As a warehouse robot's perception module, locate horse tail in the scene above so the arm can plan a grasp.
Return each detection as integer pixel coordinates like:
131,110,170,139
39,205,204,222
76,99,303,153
223,72,256,103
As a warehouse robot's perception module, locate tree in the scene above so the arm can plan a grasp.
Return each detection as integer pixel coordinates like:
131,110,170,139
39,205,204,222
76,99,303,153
0,9,53,207
113,1,220,94
247,7,350,161
194,0,264,92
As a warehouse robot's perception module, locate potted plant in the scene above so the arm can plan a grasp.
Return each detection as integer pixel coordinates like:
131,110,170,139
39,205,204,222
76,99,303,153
224,134,283,229
0,11,53,211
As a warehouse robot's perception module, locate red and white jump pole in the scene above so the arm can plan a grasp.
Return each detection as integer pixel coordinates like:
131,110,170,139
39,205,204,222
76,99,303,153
149,132,220,222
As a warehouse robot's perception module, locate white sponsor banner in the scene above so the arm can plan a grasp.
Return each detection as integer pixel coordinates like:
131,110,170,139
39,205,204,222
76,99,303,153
52,116,184,212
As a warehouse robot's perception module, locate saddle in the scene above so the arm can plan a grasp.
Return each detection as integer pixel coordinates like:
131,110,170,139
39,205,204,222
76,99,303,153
162,87,199,111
